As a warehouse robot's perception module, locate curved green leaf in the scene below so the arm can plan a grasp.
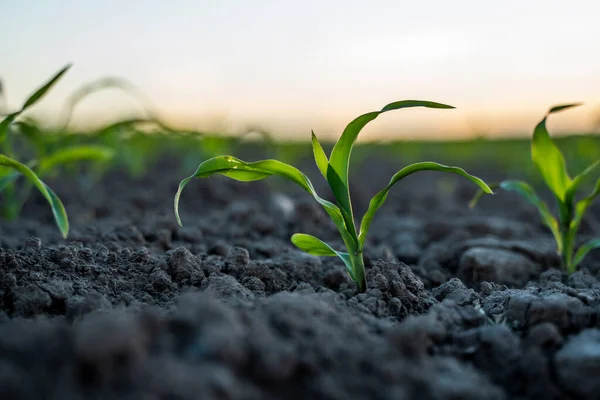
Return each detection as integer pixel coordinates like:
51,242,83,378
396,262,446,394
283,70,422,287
549,103,582,113
326,100,455,250
174,155,357,250
531,103,581,201
565,160,600,204
573,238,600,270
291,233,339,256
311,130,329,179
567,178,600,256
0,155,68,238
58,76,160,130
37,146,115,176
0,65,71,143
291,233,355,279
358,162,492,247
503,180,562,251
22,65,72,109
328,100,454,215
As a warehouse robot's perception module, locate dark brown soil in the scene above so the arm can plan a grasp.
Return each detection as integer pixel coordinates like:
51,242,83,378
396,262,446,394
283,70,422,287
1,153,599,400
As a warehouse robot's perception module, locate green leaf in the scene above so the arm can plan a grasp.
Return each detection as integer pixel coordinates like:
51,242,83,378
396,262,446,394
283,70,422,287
358,162,492,247
311,130,329,179
329,100,454,211
572,238,600,269
58,76,160,130
0,65,71,143
568,178,600,250
328,100,454,215
0,154,68,238
291,233,339,256
37,145,115,177
22,64,72,109
531,103,581,201
501,180,563,252
291,233,355,279
565,160,600,205
564,177,600,272
549,103,582,113
174,155,357,250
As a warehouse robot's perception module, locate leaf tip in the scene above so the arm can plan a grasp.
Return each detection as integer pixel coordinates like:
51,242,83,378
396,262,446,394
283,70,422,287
548,103,583,115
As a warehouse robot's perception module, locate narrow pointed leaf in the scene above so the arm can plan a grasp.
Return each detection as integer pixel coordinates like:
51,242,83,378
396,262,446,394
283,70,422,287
549,103,582,114
328,100,454,216
0,155,68,238
0,65,71,143
565,160,600,204
174,155,356,250
37,146,115,176
291,233,339,256
291,233,355,279
503,180,563,251
22,64,72,109
572,239,600,269
325,165,358,242
359,162,492,247
531,104,581,201
311,131,329,179
569,178,600,241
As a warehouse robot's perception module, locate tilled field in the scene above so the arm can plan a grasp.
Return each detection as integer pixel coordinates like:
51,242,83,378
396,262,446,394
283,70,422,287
0,154,599,400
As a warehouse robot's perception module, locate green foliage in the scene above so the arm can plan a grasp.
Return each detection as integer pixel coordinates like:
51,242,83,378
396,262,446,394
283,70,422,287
0,65,115,237
0,155,68,237
0,65,71,145
175,101,493,292
471,104,600,273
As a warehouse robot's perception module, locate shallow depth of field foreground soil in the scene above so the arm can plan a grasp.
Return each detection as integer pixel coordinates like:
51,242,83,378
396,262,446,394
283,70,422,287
1,150,600,400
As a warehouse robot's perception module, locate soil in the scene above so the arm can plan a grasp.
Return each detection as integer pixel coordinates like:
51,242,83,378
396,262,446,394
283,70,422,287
1,151,599,400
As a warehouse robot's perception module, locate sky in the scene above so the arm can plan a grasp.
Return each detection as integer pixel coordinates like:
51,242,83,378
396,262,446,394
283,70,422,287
2,0,600,140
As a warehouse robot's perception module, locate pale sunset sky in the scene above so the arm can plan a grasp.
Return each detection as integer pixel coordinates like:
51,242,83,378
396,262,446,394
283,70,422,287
2,0,599,140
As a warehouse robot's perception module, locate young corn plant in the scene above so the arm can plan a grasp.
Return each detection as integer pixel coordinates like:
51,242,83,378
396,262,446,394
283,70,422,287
175,100,493,292
0,65,115,238
471,104,600,274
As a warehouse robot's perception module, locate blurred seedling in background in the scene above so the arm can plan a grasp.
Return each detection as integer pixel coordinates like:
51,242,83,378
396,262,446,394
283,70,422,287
0,65,115,237
471,104,600,273
175,100,493,292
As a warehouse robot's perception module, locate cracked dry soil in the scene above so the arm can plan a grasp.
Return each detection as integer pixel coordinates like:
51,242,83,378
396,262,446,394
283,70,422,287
0,154,599,400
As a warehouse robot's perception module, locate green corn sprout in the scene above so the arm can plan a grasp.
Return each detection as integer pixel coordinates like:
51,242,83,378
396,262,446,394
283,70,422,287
0,65,72,237
0,65,115,238
174,100,493,292
471,104,600,273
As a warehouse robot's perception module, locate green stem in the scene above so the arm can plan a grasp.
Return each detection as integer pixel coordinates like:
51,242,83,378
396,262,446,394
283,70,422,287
351,251,366,292
558,198,575,273
562,229,576,273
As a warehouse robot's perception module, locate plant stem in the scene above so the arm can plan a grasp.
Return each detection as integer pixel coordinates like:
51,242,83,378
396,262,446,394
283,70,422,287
351,252,366,292
562,230,574,273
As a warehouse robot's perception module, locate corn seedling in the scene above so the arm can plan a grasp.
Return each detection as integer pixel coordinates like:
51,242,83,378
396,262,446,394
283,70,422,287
471,104,600,273
0,65,115,238
175,100,493,292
